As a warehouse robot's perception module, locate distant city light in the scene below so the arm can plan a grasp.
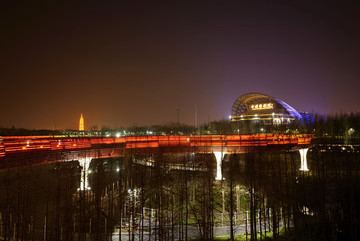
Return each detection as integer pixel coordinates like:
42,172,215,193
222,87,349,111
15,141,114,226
348,128,355,135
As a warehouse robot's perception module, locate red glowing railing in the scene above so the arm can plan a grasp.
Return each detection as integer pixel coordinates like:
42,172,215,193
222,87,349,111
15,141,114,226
0,134,313,157
0,137,5,158
123,134,313,148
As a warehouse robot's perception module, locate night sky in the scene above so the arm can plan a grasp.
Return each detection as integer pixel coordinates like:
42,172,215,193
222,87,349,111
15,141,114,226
1,1,360,130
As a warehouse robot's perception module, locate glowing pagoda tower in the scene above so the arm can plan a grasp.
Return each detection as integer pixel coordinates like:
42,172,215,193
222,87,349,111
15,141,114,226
79,114,84,131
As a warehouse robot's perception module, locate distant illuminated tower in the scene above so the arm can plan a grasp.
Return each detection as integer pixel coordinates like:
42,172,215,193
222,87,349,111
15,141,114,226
79,114,84,131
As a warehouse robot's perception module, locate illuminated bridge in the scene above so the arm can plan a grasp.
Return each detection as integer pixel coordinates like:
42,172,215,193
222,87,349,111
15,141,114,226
0,134,313,188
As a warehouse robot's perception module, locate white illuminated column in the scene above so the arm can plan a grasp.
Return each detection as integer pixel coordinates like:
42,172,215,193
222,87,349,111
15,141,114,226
299,148,309,171
214,152,225,180
78,157,92,190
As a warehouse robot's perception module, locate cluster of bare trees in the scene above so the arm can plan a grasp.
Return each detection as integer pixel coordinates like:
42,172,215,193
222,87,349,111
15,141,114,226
309,112,360,139
0,160,79,240
94,153,217,240
91,150,301,241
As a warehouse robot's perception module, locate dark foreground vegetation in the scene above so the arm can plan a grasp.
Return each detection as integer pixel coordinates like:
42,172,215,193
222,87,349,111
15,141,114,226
0,112,360,240
0,142,359,240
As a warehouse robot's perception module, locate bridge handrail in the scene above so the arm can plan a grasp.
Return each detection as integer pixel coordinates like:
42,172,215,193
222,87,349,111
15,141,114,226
0,134,314,157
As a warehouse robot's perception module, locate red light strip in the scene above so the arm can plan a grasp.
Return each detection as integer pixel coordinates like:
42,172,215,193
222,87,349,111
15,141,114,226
0,134,313,157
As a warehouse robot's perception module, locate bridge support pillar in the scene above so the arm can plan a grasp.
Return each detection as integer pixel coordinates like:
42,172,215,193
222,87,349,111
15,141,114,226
78,157,92,190
214,152,225,180
299,148,309,171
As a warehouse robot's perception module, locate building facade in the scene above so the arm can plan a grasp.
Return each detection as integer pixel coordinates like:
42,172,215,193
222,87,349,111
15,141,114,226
230,93,304,125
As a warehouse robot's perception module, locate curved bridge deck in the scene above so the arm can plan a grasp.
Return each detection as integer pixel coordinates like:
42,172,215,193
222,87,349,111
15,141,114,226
0,134,313,168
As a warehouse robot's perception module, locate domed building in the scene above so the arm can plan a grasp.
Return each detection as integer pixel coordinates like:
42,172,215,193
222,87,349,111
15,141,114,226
230,93,304,125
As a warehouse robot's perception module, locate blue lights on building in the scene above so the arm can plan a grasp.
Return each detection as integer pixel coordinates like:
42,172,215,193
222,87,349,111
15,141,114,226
230,93,312,125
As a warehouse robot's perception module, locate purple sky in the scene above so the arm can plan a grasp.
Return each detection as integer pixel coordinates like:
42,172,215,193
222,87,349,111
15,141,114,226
1,1,360,130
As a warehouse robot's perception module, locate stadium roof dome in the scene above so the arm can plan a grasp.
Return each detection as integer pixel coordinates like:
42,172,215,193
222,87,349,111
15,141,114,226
231,93,303,121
